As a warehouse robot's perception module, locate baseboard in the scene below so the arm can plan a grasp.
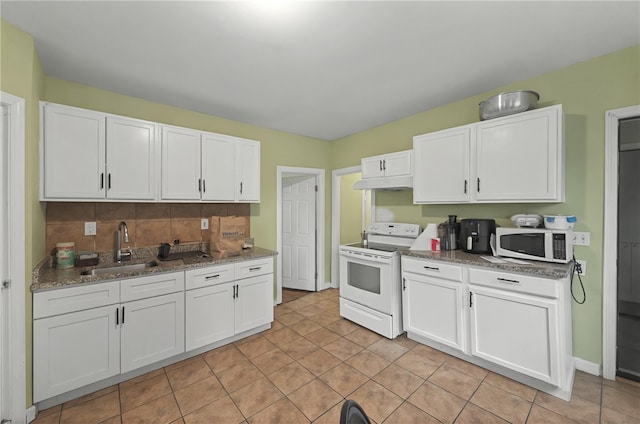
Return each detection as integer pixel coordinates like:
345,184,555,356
575,357,602,376
26,405,37,423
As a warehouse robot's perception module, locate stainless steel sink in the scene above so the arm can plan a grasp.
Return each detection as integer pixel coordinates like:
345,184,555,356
81,260,159,276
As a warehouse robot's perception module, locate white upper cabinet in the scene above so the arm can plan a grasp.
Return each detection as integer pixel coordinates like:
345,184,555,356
361,150,413,179
413,105,564,204
161,125,261,203
41,102,158,201
413,126,472,203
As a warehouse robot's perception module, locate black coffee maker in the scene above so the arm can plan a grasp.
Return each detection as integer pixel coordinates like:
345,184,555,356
459,219,496,254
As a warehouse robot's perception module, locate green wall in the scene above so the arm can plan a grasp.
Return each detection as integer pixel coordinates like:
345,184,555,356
340,172,363,245
332,45,640,364
1,19,46,407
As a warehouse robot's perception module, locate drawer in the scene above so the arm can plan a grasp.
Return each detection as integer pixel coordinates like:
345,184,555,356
402,257,463,282
185,263,235,290
34,281,120,319
468,267,560,298
121,271,185,303
235,257,274,280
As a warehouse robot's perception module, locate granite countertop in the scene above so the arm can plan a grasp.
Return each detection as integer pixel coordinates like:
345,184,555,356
400,249,573,279
32,246,278,292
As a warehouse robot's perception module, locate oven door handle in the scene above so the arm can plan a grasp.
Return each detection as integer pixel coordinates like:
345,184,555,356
340,250,390,264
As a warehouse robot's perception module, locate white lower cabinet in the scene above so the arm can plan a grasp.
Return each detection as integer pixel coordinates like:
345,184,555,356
185,258,274,351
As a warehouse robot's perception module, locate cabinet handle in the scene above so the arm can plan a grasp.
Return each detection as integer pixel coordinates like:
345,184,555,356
205,274,220,280
249,267,261,271
383,159,386,171
116,308,119,325
423,265,440,271
202,179,206,193
198,179,202,193
477,177,480,192
379,160,383,171
122,306,125,324
240,182,243,194
464,179,468,194
470,292,473,307
497,277,520,284
402,277,406,291
100,173,104,190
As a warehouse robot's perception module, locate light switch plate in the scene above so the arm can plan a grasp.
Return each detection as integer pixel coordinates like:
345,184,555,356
573,232,590,246
201,218,209,230
84,221,97,236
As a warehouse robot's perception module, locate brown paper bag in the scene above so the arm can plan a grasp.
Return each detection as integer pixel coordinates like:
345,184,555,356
209,216,248,258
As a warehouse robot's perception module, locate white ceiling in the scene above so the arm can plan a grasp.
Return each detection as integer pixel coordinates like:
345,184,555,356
2,1,639,140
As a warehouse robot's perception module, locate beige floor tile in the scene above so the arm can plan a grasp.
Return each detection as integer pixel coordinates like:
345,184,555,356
410,343,449,364
216,360,265,393
298,348,342,376
173,375,227,415
60,391,120,424
183,395,244,424
236,335,277,358
121,393,180,424
32,411,61,424
202,345,249,373
119,373,172,412
229,377,284,418
526,404,579,423
571,371,603,405
325,319,359,336
288,318,322,336
471,383,532,424
311,401,343,424
100,416,122,424
62,385,119,410
37,405,62,418
429,364,482,400
280,336,322,359
602,385,640,419
394,349,440,379
247,398,310,424
349,380,403,423
319,363,370,397
347,327,383,348
264,327,302,347
322,337,363,361
484,372,537,402
373,364,424,399
601,406,640,424
534,391,600,423
392,334,418,350
164,355,203,373
305,328,341,347
445,355,489,380
250,347,294,375
316,300,337,311
408,382,466,424
288,379,343,421
169,419,184,424
383,401,440,424
367,338,409,362
297,305,325,318
267,361,316,395
346,350,391,378
234,332,264,347
456,403,509,423
603,376,640,398
118,368,165,389
165,356,214,391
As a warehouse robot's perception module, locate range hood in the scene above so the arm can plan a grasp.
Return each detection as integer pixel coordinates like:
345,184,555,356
352,175,413,190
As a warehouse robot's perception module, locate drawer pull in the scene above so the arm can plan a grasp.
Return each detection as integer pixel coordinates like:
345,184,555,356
497,277,520,284
205,274,221,280
116,308,119,325
423,266,440,271
121,306,125,324
249,267,261,271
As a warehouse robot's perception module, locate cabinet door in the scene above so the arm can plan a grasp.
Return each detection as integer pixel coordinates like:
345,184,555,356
33,305,120,402
120,292,185,373
361,155,385,179
201,133,236,201
237,139,261,202
382,150,413,177
106,117,157,200
42,103,106,199
161,126,202,200
235,274,274,334
475,106,562,202
413,126,471,203
402,273,466,352
469,285,559,384
185,283,235,350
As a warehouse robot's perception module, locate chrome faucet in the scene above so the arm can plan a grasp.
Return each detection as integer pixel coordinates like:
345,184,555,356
116,221,132,262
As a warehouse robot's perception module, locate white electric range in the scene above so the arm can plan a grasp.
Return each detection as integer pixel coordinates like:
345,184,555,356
339,222,421,339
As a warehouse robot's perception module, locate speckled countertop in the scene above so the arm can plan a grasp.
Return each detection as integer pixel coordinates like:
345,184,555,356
401,249,573,279
32,246,278,292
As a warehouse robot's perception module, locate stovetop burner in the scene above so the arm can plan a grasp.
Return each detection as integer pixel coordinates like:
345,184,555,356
343,242,400,252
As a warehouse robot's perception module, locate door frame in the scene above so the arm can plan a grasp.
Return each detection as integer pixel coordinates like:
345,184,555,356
0,91,27,423
603,104,640,379
276,166,325,304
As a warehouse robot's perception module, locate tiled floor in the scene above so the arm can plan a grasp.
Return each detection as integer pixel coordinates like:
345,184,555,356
34,288,640,423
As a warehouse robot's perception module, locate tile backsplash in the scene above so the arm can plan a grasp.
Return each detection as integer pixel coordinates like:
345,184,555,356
45,202,250,255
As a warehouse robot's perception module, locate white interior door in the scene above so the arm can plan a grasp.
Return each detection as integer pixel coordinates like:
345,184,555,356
0,104,8,423
282,175,317,291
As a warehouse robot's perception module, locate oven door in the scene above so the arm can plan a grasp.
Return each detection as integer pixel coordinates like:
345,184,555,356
339,248,396,315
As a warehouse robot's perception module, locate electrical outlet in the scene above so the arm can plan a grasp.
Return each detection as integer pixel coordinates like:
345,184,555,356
573,231,590,246
201,218,209,230
84,221,97,236
574,259,587,276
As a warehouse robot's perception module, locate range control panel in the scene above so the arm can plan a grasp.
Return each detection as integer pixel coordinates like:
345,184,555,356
367,222,421,237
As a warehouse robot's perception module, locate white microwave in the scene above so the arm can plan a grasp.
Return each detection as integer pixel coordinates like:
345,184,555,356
496,228,573,264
